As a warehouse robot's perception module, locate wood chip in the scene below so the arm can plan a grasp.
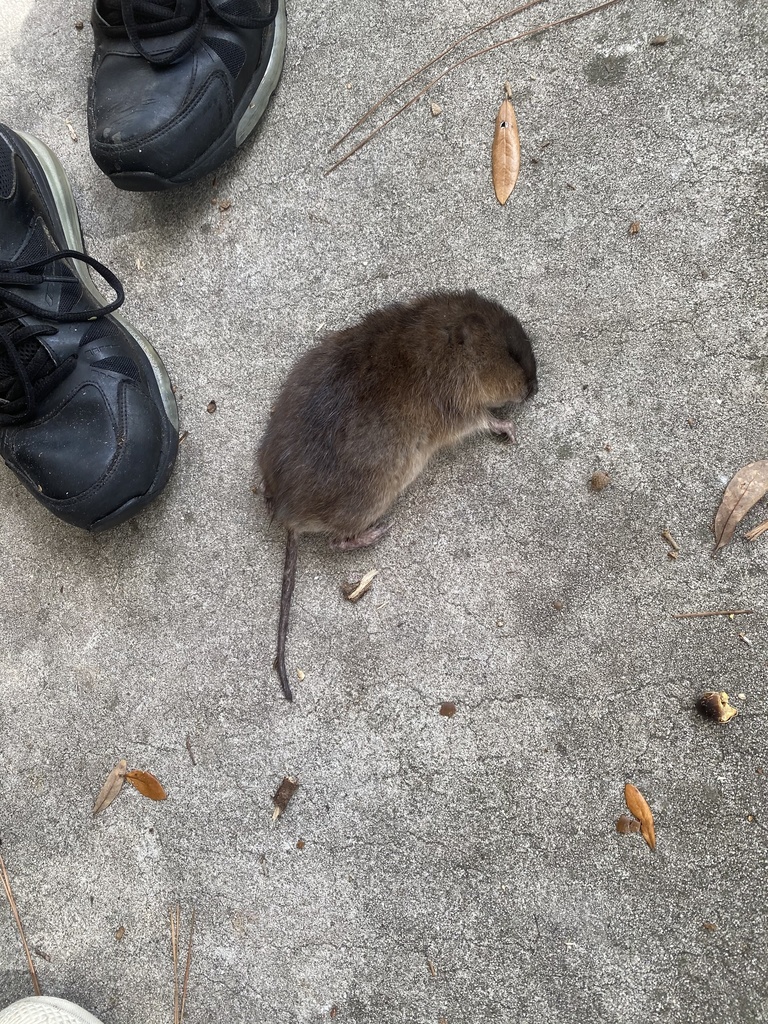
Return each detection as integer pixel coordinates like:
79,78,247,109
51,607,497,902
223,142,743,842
93,758,128,815
341,568,378,602
272,776,299,820
661,528,679,551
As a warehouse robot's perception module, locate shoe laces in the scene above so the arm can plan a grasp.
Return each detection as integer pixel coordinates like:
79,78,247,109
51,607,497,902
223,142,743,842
100,0,279,66
0,250,124,426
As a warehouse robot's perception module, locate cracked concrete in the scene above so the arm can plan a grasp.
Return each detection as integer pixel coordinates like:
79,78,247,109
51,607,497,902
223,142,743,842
1,0,768,1022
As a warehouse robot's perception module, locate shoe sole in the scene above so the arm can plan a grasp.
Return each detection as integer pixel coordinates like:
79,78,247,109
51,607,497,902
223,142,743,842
107,0,288,191
13,128,180,532
0,996,105,1024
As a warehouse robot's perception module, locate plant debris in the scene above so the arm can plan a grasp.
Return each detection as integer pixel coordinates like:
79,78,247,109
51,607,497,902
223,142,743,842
430,101,443,116
272,776,299,820
650,34,668,45
92,758,128,815
744,519,768,542
0,851,42,995
126,770,168,801
713,460,768,550
615,813,641,835
628,220,640,235
115,925,126,941
341,568,378,602
590,470,611,492
492,82,520,205
178,430,189,444
624,783,656,851
696,691,738,723
327,0,627,172
671,608,752,620
170,904,196,1024
206,400,217,414
439,701,457,717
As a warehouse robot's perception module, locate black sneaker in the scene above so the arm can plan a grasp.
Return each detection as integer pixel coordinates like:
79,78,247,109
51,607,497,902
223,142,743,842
88,0,287,191
0,124,179,531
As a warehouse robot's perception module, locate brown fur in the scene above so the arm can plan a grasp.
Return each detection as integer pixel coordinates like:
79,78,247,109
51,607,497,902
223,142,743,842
258,289,538,699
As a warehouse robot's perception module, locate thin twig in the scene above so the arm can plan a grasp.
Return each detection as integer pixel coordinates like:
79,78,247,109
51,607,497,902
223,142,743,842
179,907,196,1024
327,0,626,172
745,519,768,542
0,852,42,995
329,0,548,151
170,905,180,1024
671,609,753,619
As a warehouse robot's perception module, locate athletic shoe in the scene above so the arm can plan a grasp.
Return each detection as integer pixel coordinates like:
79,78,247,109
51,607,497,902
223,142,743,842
0,997,106,1024
88,0,287,190
0,124,179,530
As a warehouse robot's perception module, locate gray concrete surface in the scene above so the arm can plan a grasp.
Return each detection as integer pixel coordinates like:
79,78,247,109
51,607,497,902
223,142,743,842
1,0,767,1021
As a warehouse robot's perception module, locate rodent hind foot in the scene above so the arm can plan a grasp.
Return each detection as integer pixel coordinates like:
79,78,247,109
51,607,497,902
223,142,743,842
330,521,391,551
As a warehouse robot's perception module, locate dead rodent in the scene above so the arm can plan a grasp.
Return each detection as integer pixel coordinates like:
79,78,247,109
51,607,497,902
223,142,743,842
258,289,538,700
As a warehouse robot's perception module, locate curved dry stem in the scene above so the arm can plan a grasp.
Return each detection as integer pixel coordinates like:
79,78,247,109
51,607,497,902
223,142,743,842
329,0,548,152
326,0,626,174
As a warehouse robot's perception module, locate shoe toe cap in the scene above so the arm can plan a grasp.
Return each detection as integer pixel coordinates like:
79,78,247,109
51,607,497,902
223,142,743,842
89,55,232,180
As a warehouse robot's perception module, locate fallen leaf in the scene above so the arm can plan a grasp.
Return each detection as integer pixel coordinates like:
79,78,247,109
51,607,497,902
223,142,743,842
341,568,378,602
272,776,299,820
125,770,167,801
93,759,128,815
713,460,768,550
624,782,656,851
492,87,520,205
439,701,457,717
615,813,641,835
696,691,738,723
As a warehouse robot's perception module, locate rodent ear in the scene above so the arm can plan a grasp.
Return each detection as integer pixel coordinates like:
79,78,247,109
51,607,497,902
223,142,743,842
448,313,483,346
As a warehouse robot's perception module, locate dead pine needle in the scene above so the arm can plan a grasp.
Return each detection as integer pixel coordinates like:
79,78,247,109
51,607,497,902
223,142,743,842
170,904,196,1024
327,0,627,172
329,0,548,152
0,852,42,995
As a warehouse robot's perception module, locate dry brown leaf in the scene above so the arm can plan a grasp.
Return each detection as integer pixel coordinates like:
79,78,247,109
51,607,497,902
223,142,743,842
713,460,768,550
272,776,299,820
492,91,520,205
697,691,738,723
125,769,168,801
93,758,128,815
624,782,656,850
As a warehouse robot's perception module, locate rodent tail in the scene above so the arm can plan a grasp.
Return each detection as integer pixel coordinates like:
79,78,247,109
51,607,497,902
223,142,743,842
274,528,299,701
